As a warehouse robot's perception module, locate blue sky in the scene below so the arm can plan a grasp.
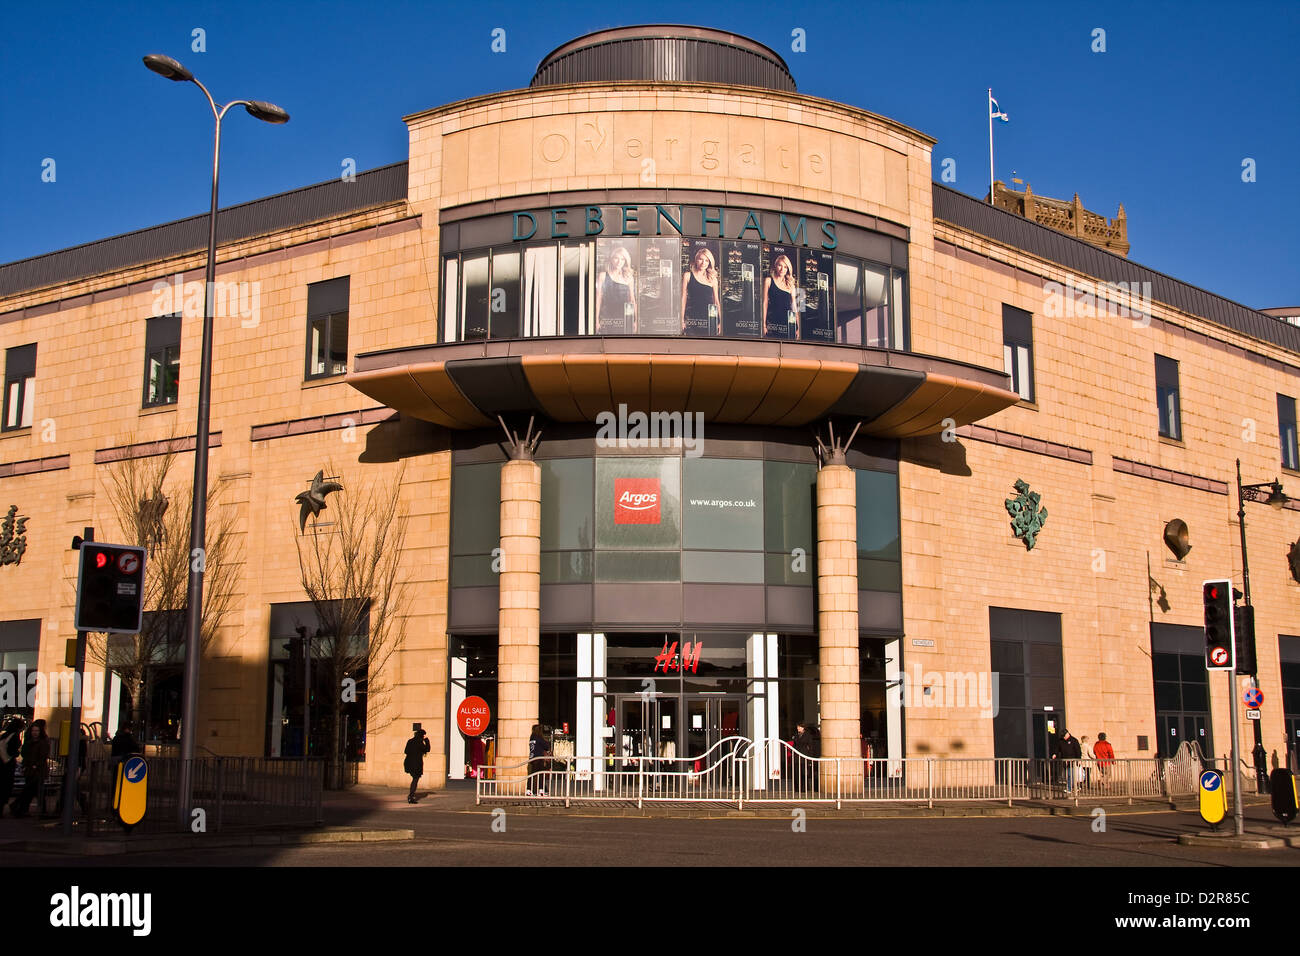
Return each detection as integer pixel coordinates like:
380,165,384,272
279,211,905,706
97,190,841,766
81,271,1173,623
1,0,1296,307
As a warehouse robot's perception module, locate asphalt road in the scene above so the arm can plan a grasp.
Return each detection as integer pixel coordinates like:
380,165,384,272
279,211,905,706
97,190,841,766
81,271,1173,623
7,798,1296,867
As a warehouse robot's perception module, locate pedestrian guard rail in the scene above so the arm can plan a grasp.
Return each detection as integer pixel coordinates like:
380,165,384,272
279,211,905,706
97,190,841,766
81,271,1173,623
25,756,325,835
476,737,1235,808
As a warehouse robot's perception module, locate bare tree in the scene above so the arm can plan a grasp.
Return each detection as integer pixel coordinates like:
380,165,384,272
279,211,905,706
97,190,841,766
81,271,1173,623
294,463,409,787
84,441,240,744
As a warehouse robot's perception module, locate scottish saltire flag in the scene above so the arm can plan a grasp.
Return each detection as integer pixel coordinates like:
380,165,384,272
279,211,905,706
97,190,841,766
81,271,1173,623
990,95,1009,123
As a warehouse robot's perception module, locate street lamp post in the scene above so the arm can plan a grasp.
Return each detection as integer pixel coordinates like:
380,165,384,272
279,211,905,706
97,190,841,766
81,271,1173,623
142,54,288,825
1235,458,1289,797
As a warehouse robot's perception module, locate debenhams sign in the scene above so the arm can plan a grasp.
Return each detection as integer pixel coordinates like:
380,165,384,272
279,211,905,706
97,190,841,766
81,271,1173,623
512,204,838,249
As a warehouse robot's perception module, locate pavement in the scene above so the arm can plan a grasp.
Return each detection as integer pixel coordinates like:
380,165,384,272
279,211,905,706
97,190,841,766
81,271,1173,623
3,783,1297,865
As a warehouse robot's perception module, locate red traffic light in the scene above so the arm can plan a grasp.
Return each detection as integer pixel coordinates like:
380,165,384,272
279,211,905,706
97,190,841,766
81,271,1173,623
1204,583,1219,600
94,551,109,569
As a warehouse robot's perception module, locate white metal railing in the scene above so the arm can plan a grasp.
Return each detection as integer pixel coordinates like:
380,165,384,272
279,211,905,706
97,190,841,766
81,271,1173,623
474,738,1203,808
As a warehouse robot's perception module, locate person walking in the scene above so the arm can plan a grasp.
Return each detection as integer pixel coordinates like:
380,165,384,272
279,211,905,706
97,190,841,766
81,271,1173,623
1093,732,1115,786
10,719,50,818
1078,735,1094,790
403,724,429,804
528,723,551,796
792,722,820,793
0,717,24,817
1057,728,1082,794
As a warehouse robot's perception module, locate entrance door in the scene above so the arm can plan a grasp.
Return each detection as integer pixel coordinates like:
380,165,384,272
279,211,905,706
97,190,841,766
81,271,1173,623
1031,711,1063,785
1157,712,1212,760
683,695,746,768
614,695,672,769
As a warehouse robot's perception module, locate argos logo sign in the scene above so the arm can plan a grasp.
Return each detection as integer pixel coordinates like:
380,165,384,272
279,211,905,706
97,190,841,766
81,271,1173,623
614,478,661,525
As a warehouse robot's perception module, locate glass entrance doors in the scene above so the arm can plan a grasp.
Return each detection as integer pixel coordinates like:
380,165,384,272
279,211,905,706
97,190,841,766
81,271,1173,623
614,694,674,769
684,695,745,766
613,693,746,769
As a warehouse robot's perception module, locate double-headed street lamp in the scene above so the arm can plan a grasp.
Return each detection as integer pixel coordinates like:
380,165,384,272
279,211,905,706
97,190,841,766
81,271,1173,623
1236,459,1289,794
142,54,288,824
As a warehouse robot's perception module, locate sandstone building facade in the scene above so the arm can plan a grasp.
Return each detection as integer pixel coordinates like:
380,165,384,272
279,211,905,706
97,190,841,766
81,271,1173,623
2,26,1297,787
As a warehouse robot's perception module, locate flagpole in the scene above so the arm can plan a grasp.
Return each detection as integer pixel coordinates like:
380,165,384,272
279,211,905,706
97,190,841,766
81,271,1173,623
988,88,994,205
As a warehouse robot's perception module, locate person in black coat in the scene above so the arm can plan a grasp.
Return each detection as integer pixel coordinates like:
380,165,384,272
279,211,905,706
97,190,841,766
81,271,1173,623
528,724,551,796
0,717,24,817
792,722,820,793
1055,729,1082,793
403,725,430,804
10,719,50,818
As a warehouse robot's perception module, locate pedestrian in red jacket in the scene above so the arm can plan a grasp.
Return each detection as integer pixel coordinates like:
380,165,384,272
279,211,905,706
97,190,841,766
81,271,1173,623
1093,732,1115,776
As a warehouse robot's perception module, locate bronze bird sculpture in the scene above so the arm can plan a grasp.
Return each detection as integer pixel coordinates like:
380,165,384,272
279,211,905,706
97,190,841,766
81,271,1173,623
296,471,343,531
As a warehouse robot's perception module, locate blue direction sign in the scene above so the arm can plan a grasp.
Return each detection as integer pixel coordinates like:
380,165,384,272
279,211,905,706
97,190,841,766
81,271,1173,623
1244,687,1264,709
115,756,148,827
1199,769,1226,826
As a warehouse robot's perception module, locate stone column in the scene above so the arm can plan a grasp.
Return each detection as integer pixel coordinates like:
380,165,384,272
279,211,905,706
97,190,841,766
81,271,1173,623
496,457,541,792
817,462,863,794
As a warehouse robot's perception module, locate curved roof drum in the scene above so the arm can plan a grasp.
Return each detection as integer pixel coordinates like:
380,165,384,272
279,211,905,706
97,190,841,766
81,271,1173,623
531,24,796,92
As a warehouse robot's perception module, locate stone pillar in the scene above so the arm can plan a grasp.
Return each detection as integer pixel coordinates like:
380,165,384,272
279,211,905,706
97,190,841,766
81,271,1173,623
817,462,863,794
496,457,541,792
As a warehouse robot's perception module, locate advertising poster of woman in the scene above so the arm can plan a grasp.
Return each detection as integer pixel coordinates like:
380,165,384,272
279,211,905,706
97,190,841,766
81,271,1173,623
761,244,799,339
595,240,637,334
799,248,835,342
722,241,761,337
680,239,722,336
638,236,682,335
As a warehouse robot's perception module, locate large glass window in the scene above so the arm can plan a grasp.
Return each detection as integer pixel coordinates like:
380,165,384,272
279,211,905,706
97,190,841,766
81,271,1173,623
489,250,521,340
2,343,36,431
856,469,901,592
523,246,558,337
450,461,502,587
1002,304,1034,403
450,454,899,597
595,457,681,552
305,277,349,380
266,601,369,763
1281,636,1300,758
143,314,181,408
441,238,906,347
1156,354,1181,440
764,460,815,585
1279,394,1298,471
461,253,490,341
0,619,40,721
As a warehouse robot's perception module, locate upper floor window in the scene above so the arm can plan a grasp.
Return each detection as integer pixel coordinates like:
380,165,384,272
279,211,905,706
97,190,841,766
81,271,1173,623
1280,394,1299,471
440,238,908,349
2,344,36,431
1002,304,1034,402
306,277,350,380
1155,354,1181,440
143,314,181,408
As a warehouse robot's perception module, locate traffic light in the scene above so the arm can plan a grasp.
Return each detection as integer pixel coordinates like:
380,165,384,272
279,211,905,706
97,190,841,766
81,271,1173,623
1202,579,1235,671
1234,603,1257,675
74,543,147,634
